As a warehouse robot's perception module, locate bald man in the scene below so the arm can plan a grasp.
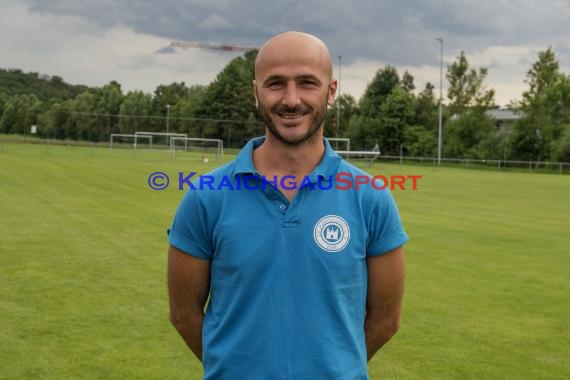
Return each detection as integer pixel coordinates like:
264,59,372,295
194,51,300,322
168,31,408,379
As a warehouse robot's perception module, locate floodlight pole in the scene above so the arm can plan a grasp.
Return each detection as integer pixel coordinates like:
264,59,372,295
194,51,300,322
166,104,171,134
336,55,342,138
437,38,443,165
166,104,171,146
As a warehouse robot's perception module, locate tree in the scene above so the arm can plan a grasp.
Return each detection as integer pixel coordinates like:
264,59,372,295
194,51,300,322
193,50,261,147
511,47,567,161
378,87,415,155
359,66,400,118
0,68,87,101
0,94,43,134
348,66,401,149
324,93,357,138
96,81,123,139
403,125,437,157
42,101,72,139
151,82,190,133
402,82,439,156
446,51,495,116
522,47,559,105
444,110,497,158
171,85,207,136
119,90,153,134
413,82,438,130
443,51,496,158
401,71,415,93
67,91,99,140
552,124,570,162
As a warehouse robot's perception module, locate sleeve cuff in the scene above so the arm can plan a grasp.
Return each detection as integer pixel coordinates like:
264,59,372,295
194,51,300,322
367,231,409,257
168,229,212,260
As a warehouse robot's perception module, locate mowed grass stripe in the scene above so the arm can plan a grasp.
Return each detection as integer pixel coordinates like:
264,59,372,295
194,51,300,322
1,143,568,379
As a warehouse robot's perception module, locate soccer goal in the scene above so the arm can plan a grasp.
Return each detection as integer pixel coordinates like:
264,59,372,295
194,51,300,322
134,131,187,149
327,137,350,153
170,137,224,162
336,143,381,167
109,133,153,150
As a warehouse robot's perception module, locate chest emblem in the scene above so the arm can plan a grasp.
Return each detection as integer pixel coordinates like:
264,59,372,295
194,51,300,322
313,215,351,253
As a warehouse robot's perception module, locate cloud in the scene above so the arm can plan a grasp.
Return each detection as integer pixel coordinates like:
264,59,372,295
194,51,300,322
3,0,570,106
0,1,232,94
155,46,177,55
197,13,233,31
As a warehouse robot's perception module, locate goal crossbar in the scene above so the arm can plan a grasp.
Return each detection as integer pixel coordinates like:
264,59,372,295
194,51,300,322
109,133,153,149
134,131,187,137
336,144,381,167
170,137,224,161
134,131,188,149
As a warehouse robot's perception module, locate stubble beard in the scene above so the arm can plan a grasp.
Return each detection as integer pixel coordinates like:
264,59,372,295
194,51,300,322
258,93,330,146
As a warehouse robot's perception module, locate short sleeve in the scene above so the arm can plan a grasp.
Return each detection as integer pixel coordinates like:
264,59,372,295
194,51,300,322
366,189,409,256
168,191,214,260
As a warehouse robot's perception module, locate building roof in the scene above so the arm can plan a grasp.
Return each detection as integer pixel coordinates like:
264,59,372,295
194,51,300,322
486,109,523,121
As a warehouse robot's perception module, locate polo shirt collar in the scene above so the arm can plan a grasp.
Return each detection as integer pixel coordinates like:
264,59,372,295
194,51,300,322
233,136,342,181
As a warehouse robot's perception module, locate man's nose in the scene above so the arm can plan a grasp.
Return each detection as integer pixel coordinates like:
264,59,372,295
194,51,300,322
281,83,301,107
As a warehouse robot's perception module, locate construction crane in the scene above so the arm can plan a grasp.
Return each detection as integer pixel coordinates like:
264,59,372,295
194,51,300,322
171,41,256,53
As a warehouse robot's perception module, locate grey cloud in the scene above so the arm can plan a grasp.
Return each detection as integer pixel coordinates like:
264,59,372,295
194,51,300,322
21,0,570,69
155,46,177,54
197,13,233,31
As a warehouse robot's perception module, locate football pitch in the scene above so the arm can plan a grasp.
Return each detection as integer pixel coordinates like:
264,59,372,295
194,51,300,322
1,142,568,379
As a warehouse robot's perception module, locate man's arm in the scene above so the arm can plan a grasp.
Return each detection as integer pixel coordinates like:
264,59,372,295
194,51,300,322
365,245,405,361
167,245,211,361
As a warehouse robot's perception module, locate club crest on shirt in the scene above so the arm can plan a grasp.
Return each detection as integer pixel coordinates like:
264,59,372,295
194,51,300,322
313,215,350,253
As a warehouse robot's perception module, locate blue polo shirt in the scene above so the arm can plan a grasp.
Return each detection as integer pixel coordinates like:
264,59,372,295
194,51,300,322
169,137,409,380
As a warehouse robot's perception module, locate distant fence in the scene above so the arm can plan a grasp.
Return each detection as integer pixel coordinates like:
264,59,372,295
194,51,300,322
378,154,570,175
2,135,569,175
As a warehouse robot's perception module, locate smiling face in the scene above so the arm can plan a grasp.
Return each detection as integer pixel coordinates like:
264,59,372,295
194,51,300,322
253,32,337,146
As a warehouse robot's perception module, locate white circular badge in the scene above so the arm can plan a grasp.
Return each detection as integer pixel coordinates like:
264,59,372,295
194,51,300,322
313,215,350,253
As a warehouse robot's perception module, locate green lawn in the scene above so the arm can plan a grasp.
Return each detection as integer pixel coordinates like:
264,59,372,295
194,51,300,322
1,142,568,379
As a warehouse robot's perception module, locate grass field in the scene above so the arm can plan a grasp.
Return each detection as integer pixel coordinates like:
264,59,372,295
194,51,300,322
1,142,568,379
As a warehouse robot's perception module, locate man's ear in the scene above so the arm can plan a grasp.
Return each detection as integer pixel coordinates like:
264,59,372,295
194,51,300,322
328,79,338,106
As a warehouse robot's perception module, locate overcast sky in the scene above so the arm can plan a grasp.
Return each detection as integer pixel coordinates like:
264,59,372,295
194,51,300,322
1,0,569,107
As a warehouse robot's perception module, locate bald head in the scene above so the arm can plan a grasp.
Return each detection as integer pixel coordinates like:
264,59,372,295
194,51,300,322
255,31,333,81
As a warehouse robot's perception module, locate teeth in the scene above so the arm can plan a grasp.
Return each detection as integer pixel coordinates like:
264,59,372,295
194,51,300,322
281,113,303,119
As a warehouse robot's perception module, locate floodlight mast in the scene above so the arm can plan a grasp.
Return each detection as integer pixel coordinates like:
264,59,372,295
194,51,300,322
171,41,256,53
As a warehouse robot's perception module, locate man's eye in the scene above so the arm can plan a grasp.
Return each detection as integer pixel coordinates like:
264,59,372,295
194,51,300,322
267,82,283,88
300,80,317,87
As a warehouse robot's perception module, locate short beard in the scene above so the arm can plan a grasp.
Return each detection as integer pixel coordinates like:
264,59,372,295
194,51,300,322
258,93,329,146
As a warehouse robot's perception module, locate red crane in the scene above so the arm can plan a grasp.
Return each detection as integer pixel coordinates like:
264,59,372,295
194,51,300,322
171,41,256,53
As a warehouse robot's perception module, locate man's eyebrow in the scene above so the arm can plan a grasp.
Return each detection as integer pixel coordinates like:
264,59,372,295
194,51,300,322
297,74,322,83
262,74,322,84
262,75,286,84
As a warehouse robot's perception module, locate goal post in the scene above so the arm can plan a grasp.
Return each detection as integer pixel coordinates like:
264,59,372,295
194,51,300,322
109,133,153,150
327,137,350,153
335,143,381,167
134,131,187,149
170,137,224,161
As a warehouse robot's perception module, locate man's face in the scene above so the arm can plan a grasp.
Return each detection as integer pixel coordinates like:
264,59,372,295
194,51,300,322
253,37,337,146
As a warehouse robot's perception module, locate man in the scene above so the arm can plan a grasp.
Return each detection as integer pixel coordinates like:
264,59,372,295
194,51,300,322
168,31,408,379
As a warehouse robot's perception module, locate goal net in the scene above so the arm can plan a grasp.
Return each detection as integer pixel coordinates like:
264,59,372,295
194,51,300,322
109,133,152,150
170,137,224,162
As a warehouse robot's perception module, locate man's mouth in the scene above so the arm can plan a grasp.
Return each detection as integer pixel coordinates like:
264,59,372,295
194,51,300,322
278,112,306,120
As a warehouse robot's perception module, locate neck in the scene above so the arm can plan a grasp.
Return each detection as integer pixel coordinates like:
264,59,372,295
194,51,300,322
253,131,325,178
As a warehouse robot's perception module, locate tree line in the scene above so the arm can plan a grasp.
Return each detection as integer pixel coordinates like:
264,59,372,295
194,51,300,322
1,48,569,162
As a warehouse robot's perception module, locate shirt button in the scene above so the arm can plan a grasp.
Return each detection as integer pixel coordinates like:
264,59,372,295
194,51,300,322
279,204,287,211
